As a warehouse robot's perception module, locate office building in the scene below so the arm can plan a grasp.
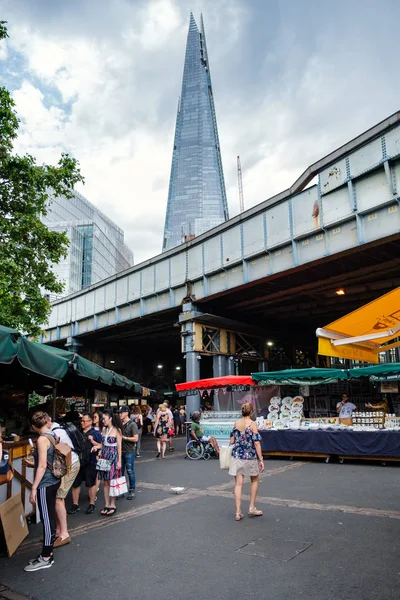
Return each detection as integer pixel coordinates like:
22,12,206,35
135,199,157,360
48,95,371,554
42,191,133,297
162,13,229,252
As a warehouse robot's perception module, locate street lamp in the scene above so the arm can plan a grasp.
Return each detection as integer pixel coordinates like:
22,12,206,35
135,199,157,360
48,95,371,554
157,364,163,369
175,366,181,371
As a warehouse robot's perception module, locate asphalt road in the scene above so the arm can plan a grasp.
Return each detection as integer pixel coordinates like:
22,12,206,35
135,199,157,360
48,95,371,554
1,435,400,600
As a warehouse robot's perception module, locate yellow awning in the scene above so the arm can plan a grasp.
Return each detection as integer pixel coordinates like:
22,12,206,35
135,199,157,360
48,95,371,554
316,287,400,364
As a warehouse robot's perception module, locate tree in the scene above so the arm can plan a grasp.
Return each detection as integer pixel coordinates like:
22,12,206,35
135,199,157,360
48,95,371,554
0,22,84,336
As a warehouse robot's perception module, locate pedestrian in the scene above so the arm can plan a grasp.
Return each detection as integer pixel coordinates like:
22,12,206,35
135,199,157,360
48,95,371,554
24,412,61,572
119,406,139,500
173,407,181,436
92,410,103,431
144,406,154,435
131,406,143,457
45,413,81,548
179,405,187,435
95,409,122,516
68,412,102,515
229,402,264,521
154,403,172,459
157,400,174,452
64,403,81,427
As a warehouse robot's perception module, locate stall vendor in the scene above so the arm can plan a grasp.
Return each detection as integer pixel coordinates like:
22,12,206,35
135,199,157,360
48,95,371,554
365,395,389,413
336,393,357,418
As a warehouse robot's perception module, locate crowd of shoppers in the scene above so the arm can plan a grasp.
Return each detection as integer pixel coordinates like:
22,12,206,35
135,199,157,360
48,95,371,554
24,401,188,571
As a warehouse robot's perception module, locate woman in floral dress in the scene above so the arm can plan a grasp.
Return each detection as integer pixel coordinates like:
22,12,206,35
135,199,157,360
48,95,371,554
153,403,172,459
95,409,122,516
229,402,265,521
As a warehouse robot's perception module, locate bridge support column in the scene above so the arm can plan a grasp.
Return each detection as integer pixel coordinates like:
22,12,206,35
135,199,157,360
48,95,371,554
258,360,268,372
180,301,202,416
65,336,82,353
226,356,236,376
213,355,226,378
185,351,201,417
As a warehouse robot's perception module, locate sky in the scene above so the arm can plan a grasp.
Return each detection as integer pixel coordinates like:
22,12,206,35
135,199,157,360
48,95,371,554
1,0,399,265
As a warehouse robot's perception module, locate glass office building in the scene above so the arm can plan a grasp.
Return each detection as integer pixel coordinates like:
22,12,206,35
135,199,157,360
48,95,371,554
42,191,133,298
162,13,229,252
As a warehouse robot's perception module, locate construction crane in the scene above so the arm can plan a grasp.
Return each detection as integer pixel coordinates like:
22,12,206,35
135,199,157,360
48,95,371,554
237,155,244,213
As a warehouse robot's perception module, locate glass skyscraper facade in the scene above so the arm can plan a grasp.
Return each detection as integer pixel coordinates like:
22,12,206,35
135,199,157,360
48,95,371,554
162,13,229,252
42,191,133,298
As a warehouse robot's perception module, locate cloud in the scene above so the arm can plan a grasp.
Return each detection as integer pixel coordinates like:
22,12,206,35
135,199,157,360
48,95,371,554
2,0,400,264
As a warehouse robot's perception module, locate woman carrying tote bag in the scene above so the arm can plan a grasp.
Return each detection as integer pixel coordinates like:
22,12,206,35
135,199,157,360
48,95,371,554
229,402,265,522
93,409,122,517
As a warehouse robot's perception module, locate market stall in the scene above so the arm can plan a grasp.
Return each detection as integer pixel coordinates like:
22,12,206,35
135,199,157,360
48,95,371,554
0,324,142,508
252,365,400,463
176,375,278,444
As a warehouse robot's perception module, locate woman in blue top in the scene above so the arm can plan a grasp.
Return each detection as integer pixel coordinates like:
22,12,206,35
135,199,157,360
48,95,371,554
229,402,265,521
25,411,61,572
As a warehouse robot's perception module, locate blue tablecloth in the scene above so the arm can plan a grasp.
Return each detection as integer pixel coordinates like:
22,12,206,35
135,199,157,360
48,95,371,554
260,430,400,457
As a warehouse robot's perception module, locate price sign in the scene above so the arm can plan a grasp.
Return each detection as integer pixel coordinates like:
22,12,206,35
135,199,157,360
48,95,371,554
226,385,250,392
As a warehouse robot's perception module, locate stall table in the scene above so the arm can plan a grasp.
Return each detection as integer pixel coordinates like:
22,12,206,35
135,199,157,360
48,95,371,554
260,430,400,464
0,440,35,517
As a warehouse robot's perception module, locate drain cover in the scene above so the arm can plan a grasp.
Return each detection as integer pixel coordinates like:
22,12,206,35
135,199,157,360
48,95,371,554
237,535,313,562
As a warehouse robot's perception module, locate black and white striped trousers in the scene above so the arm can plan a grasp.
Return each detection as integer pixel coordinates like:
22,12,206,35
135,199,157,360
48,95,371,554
37,482,60,558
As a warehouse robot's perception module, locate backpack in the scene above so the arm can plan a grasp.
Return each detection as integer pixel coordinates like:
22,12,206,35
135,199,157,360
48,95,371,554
53,422,90,467
44,433,71,479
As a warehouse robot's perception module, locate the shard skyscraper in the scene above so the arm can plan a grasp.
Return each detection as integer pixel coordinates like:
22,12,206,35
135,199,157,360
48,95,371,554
162,14,229,252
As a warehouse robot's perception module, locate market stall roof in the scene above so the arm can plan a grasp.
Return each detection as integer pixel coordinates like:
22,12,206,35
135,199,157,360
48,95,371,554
176,375,255,391
348,363,400,381
316,287,400,364
0,325,142,392
251,367,349,385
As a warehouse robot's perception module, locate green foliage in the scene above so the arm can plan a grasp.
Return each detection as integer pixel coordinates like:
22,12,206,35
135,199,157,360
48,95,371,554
28,390,44,409
0,22,84,336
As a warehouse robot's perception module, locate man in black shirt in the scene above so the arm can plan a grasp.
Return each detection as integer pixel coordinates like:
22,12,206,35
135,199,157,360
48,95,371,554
119,406,139,500
68,412,102,515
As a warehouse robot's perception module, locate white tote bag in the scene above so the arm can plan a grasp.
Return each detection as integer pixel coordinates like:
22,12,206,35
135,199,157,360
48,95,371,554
109,476,128,497
219,446,233,470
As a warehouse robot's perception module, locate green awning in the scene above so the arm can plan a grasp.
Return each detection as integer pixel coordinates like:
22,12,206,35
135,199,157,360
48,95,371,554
0,325,142,392
0,326,70,380
251,367,349,385
0,325,21,364
349,363,400,381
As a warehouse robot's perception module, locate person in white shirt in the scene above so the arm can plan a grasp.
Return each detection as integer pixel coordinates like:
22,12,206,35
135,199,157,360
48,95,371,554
46,415,80,547
336,393,357,419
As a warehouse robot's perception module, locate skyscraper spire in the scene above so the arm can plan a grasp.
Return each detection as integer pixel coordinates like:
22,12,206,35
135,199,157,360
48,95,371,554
162,14,229,252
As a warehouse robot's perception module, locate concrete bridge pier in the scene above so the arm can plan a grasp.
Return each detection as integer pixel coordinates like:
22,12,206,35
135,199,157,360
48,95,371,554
212,354,226,377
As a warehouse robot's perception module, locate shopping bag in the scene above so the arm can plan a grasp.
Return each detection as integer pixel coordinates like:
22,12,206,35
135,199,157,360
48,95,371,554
219,446,233,470
109,476,128,497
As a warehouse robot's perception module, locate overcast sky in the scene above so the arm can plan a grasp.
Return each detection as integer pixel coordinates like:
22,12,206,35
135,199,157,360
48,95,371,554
1,0,399,265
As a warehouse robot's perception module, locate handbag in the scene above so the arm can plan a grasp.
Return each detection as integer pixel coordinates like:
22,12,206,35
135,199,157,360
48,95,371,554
168,428,175,437
219,445,233,470
109,475,128,497
96,458,112,472
0,449,13,485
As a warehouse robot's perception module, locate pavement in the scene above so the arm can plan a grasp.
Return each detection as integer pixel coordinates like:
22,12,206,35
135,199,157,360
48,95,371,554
1,435,400,600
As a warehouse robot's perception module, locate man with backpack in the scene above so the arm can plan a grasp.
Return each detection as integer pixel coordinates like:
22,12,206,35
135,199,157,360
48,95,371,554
68,412,102,515
46,414,81,548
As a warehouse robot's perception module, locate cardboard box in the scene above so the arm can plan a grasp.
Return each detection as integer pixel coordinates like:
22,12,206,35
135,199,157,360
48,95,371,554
0,493,29,557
